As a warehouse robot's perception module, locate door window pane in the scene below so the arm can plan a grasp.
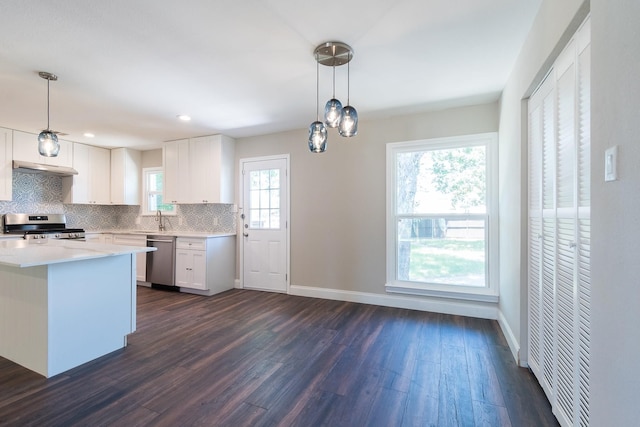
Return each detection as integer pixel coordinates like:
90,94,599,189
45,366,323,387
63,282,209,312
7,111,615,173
248,168,281,229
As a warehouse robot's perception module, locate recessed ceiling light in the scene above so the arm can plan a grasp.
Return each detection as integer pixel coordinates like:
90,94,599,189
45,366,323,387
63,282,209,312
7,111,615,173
177,115,191,122
84,132,95,138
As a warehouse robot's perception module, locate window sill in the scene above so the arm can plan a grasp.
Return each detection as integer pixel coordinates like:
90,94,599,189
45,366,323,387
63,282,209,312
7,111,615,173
385,281,499,303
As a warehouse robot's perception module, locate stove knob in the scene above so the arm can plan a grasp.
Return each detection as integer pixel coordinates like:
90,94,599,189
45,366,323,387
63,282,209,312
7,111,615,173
54,233,61,238
41,234,46,239
33,235,40,239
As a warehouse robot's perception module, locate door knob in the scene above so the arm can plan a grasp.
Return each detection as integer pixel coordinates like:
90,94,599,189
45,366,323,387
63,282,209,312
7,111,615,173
243,232,249,237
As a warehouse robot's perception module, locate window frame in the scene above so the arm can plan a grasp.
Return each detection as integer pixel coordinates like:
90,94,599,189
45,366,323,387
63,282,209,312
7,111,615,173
141,167,176,216
385,132,499,302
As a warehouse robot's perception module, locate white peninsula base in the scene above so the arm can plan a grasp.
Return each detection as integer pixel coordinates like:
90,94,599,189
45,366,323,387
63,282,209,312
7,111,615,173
0,252,137,378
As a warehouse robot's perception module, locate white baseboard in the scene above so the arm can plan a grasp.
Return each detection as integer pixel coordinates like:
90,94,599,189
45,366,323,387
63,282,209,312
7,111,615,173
497,310,522,365
234,279,242,289
288,285,498,319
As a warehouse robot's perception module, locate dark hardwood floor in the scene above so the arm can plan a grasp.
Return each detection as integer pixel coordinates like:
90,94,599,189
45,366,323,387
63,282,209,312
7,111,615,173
0,287,558,426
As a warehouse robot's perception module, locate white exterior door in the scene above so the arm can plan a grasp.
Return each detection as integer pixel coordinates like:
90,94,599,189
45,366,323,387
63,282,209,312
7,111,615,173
240,156,289,292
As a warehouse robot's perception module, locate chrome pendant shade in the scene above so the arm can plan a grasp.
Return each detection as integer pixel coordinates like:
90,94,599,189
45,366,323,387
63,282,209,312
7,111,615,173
37,71,60,157
308,41,358,153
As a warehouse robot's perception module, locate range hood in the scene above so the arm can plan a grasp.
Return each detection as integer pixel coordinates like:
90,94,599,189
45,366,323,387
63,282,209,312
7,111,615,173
13,160,78,176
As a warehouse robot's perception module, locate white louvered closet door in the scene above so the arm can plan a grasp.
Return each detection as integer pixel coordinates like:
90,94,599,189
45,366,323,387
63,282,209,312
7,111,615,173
527,16,590,427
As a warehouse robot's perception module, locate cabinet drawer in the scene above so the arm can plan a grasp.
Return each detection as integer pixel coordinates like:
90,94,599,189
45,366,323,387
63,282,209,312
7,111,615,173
176,238,206,250
113,234,147,246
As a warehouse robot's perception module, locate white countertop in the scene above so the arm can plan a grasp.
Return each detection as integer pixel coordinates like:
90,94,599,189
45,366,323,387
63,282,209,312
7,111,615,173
86,230,236,238
0,239,156,268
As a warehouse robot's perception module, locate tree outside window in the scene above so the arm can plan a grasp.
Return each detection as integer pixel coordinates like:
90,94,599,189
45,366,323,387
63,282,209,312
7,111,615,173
143,168,175,215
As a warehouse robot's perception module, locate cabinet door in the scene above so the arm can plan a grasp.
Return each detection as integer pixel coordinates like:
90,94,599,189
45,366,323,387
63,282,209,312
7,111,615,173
0,128,12,201
47,139,73,167
64,143,91,203
189,251,207,290
91,146,111,204
111,148,141,205
163,139,189,204
175,249,191,287
175,250,207,290
190,135,235,204
12,130,41,163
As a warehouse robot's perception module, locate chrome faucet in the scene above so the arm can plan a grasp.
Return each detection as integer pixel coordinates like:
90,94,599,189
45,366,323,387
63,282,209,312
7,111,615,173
155,210,165,231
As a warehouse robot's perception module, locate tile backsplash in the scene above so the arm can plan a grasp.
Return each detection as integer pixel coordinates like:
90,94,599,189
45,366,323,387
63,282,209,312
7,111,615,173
0,172,236,233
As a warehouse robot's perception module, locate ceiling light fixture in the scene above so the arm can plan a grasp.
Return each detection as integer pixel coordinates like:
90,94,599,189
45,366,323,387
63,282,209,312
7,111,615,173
308,41,357,153
177,114,191,121
37,71,60,157
84,132,95,138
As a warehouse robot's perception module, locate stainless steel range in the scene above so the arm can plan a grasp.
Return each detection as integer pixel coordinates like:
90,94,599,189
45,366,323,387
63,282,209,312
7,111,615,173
3,213,86,240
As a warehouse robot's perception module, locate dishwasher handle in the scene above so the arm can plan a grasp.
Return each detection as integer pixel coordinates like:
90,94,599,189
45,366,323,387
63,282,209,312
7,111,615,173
147,238,175,243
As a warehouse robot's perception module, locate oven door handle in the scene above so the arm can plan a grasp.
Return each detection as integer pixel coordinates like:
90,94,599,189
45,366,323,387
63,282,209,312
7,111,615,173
147,238,174,243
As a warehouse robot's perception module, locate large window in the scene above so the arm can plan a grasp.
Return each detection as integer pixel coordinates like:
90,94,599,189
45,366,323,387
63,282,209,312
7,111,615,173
142,167,175,216
386,133,498,301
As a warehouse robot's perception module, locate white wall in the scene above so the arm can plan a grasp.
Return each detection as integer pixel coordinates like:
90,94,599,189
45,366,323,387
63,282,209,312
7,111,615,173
236,104,498,310
497,0,588,363
590,0,640,424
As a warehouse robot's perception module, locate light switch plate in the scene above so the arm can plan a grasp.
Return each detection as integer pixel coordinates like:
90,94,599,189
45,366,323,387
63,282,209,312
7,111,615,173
605,145,618,182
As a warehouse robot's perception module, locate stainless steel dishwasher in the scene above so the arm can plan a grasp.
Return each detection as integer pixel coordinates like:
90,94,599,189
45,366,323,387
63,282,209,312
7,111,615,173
146,235,177,288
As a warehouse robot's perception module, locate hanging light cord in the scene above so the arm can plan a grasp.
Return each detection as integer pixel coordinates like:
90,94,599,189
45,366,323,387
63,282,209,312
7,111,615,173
346,54,351,105
46,77,51,131
316,54,320,121
332,63,336,98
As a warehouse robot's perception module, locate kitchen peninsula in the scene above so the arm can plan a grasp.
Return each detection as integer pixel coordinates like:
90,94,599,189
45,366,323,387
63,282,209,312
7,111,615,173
0,239,155,378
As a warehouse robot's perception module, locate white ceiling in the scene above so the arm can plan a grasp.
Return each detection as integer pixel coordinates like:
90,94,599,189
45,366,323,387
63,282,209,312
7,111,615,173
0,0,541,150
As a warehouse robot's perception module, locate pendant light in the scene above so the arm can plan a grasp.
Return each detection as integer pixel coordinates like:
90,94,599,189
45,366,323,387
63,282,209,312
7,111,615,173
37,71,60,157
308,54,327,153
324,62,342,128
338,56,358,137
308,42,357,152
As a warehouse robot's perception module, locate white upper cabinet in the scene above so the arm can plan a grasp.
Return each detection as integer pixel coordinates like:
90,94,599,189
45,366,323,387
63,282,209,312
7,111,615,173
111,148,141,205
163,135,235,204
62,143,111,204
163,139,190,204
12,130,73,167
190,135,235,204
0,128,12,201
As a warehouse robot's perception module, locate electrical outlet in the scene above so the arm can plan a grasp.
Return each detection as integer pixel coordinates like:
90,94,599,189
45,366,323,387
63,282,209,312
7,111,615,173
213,217,219,226
178,217,183,226
135,216,141,225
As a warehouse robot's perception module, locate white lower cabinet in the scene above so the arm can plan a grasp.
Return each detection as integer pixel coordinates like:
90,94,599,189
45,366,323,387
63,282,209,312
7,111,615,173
176,244,207,290
112,234,147,282
175,236,235,295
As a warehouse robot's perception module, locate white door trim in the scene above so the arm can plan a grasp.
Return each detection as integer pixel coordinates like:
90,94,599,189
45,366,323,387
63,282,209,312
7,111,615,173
238,154,290,292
